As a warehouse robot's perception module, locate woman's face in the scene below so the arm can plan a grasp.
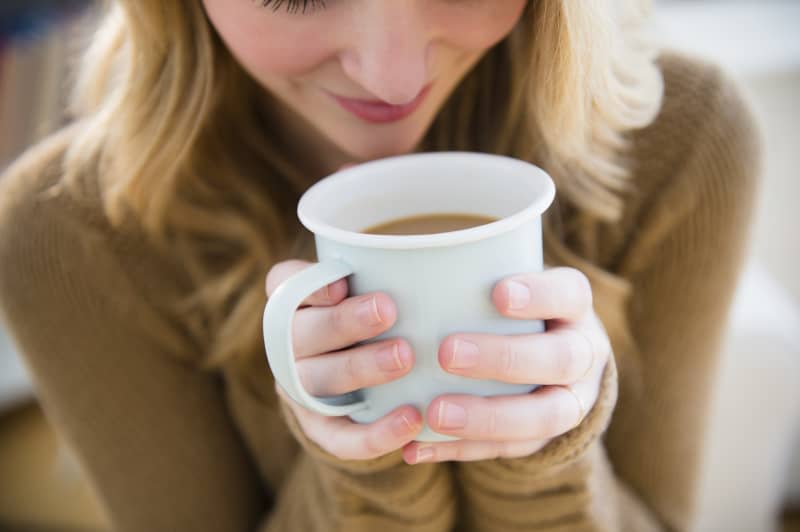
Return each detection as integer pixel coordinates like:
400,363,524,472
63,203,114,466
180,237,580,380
202,0,527,169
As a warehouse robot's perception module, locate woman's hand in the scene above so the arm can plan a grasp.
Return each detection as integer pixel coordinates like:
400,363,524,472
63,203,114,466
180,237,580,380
266,259,424,460
402,267,612,465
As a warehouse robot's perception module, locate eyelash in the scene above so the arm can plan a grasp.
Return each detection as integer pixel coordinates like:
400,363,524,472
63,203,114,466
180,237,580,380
260,0,327,14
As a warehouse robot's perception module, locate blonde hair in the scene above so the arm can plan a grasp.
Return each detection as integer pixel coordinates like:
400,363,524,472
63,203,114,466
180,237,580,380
62,0,663,368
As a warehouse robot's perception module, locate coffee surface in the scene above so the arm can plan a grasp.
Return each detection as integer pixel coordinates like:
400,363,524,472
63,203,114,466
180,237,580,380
363,213,498,235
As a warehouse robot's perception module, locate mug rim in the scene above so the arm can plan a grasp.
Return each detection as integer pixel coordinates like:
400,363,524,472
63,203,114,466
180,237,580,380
297,152,556,250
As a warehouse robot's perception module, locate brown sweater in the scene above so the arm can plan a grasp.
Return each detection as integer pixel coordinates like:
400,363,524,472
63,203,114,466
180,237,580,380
0,52,761,532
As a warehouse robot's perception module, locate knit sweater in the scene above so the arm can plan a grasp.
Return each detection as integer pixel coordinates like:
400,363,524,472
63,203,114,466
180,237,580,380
0,52,761,532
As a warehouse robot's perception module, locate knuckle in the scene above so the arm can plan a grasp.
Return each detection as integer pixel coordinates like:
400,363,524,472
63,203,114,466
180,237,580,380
329,303,350,337
601,336,612,363
537,276,560,313
571,269,593,312
556,393,577,434
587,315,612,362
553,335,575,382
308,419,340,457
363,428,387,459
558,330,591,382
326,427,354,461
264,273,272,296
343,355,356,383
330,450,349,460
577,329,597,376
295,361,316,395
540,398,567,437
596,325,613,363
265,265,282,297
481,403,499,440
344,354,366,388
499,339,517,379
328,444,351,461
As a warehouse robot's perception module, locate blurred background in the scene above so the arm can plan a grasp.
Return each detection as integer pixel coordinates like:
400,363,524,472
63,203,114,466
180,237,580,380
0,1,798,531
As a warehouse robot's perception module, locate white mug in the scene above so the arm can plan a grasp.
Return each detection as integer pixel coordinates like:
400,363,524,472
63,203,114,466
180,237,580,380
263,152,556,441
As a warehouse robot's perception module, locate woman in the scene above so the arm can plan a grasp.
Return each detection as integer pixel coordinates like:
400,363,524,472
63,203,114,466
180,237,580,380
0,1,760,531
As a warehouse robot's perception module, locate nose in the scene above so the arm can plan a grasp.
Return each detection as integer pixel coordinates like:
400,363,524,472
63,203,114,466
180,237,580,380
339,4,431,105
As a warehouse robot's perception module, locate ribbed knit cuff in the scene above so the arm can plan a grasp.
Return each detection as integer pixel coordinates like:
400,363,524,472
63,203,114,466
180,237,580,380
462,353,619,482
274,399,457,530
276,397,409,474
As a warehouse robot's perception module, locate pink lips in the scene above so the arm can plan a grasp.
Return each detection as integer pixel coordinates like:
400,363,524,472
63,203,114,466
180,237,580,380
329,84,432,124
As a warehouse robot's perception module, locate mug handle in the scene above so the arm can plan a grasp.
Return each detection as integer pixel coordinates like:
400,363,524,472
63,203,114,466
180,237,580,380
263,259,370,417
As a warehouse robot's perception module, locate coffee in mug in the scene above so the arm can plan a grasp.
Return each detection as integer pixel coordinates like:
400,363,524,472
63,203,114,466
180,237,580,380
364,213,499,236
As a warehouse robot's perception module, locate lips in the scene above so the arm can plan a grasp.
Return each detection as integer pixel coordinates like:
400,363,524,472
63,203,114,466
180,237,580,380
328,84,432,124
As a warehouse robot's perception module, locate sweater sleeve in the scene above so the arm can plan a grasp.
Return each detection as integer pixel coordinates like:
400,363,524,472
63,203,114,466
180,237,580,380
0,184,266,531
256,398,456,532
451,65,762,531
0,158,456,532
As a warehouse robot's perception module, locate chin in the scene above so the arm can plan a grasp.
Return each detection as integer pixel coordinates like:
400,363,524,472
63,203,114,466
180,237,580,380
337,129,428,162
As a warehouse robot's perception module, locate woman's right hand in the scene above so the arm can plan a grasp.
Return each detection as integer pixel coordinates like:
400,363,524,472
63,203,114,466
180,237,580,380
265,259,423,461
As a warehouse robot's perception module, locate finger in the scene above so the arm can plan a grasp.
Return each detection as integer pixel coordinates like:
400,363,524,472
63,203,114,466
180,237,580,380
278,387,423,460
491,267,593,321
402,438,548,464
266,259,349,307
426,378,600,441
439,318,609,385
292,292,397,359
297,338,414,396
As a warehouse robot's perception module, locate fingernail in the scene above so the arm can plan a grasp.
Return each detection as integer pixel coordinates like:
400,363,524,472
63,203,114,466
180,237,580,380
377,343,406,372
438,401,467,430
356,296,382,326
506,280,531,310
449,338,479,369
392,414,416,437
415,445,435,463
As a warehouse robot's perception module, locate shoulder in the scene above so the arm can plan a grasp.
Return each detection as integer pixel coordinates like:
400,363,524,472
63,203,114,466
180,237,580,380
637,50,762,186
661,51,759,148
1,125,77,226
607,52,763,276
0,127,80,282
0,123,125,241
0,125,194,357
0,124,114,275
0,123,177,273
626,50,762,226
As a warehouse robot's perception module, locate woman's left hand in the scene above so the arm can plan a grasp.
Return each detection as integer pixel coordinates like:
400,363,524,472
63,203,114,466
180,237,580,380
402,267,612,464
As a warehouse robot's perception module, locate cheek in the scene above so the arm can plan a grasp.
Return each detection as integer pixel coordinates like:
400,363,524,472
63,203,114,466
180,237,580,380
203,0,333,79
